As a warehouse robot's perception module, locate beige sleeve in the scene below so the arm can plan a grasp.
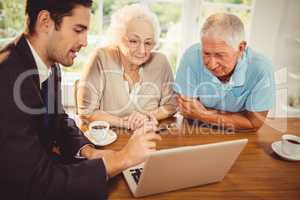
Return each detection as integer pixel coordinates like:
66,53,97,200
159,54,176,107
77,49,105,117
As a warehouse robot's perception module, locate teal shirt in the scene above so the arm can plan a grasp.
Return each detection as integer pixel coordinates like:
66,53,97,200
174,43,275,112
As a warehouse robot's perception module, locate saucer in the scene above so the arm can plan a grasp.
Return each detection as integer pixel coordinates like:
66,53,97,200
84,129,117,146
271,141,300,161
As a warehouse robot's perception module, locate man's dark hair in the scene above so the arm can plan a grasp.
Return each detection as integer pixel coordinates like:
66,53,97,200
25,0,93,34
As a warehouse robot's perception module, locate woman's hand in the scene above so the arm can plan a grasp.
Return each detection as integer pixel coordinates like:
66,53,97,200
123,111,158,130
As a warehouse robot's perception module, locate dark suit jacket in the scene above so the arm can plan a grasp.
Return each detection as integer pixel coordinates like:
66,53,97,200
0,35,107,200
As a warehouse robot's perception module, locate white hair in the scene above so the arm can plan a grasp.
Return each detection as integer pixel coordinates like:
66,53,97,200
200,13,245,50
106,4,161,47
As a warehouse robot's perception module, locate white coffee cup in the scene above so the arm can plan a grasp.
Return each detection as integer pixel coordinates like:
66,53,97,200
281,134,300,156
89,121,110,142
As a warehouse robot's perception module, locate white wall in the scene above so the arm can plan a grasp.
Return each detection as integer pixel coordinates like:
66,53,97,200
249,0,300,117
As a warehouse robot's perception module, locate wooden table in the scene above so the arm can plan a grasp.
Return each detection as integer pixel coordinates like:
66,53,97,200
96,118,300,200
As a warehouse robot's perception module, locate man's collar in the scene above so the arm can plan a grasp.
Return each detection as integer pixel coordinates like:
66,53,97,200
26,39,51,87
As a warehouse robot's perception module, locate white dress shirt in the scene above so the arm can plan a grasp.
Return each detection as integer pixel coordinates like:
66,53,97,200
26,39,51,88
26,39,90,159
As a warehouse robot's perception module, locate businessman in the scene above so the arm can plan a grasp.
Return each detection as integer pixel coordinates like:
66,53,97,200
0,0,161,200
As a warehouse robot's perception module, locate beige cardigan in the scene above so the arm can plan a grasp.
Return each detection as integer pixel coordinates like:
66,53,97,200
77,47,176,118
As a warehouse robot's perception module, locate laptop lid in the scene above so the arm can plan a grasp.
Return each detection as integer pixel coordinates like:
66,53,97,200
124,139,248,197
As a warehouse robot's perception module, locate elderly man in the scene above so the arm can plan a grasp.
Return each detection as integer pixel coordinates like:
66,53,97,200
175,13,275,132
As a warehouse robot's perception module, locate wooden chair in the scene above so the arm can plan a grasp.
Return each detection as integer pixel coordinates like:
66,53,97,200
74,79,79,115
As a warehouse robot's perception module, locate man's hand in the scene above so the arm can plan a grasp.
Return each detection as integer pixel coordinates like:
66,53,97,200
80,145,115,160
176,95,268,132
88,149,116,160
177,95,211,119
102,123,162,178
119,123,161,167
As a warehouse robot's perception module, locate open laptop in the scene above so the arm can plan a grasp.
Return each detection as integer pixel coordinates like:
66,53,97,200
123,139,248,197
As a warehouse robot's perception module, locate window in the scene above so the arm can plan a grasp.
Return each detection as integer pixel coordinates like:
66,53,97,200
0,0,254,74
64,0,183,74
148,0,182,72
0,0,25,46
200,0,253,39
1,0,254,107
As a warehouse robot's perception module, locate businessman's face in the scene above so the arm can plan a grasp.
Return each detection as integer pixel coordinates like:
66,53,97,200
47,5,90,66
202,36,245,80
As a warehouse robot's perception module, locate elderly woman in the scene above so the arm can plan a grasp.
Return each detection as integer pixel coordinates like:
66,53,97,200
77,4,176,130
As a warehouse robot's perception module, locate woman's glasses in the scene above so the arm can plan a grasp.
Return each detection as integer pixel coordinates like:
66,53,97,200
124,37,155,51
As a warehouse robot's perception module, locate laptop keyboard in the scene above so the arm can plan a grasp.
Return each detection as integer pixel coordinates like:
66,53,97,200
129,168,143,184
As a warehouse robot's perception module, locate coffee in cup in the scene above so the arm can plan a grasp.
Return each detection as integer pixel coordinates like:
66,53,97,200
89,121,110,143
281,134,300,156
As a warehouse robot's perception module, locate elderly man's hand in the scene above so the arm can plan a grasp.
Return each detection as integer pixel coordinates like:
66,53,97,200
176,95,211,119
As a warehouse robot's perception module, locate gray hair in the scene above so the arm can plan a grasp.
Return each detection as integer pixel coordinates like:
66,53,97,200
200,13,245,50
106,4,161,47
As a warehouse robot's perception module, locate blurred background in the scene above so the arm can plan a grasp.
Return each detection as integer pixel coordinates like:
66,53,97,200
1,0,299,118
